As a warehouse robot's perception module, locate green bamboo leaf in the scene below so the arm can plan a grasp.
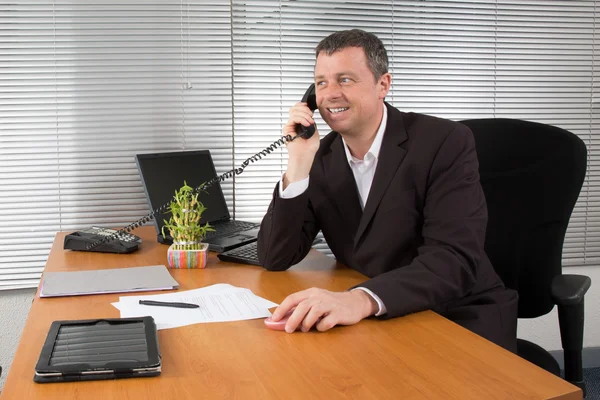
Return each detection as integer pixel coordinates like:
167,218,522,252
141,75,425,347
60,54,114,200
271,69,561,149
163,181,214,244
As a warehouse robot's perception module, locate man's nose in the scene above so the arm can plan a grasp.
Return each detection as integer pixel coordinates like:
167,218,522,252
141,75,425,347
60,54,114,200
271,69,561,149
321,82,342,101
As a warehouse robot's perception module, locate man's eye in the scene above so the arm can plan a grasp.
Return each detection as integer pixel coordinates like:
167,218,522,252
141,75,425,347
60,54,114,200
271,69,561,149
340,78,351,84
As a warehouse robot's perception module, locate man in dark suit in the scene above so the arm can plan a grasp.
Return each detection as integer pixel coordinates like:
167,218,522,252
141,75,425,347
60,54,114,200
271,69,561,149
257,29,518,352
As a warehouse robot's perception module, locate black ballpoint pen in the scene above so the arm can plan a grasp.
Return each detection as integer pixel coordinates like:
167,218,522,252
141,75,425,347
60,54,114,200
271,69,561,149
139,300,199,309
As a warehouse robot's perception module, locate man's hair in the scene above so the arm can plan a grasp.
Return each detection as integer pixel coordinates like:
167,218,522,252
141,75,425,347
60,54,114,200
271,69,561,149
315,29,388,80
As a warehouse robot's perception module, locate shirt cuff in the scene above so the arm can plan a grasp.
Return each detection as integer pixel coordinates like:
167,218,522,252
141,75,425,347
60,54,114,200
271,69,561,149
279,173,309,199
351,287,387,317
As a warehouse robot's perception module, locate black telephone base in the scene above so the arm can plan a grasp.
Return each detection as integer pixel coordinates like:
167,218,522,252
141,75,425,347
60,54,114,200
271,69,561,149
64,228,140,254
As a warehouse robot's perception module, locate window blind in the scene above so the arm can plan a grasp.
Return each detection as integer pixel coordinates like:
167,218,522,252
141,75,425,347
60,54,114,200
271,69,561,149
389,1,597,265
0,0,232,290
0,0,597,291
231,0,598,266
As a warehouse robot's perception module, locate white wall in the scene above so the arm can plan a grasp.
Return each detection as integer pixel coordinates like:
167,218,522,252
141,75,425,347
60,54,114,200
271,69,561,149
0,266,598,392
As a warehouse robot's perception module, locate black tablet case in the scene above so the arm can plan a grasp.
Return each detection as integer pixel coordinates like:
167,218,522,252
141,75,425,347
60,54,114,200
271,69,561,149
34,317,161,383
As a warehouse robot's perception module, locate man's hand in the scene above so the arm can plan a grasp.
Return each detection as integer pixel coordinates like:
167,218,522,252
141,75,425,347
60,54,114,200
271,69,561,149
271,288,378,333
282,102,321,189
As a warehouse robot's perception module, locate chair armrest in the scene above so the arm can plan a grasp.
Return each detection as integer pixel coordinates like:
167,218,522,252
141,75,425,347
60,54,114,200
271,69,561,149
551,274,591,306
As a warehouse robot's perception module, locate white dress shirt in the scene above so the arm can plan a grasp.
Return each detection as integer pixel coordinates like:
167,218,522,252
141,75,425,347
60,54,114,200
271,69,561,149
278,104,388,316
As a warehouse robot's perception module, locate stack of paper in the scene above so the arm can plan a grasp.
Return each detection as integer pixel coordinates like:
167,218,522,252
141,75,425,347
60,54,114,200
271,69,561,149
111,284,278,330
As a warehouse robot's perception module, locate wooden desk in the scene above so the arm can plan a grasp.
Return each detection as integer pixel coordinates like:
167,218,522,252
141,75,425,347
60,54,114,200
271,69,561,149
1,227,581,400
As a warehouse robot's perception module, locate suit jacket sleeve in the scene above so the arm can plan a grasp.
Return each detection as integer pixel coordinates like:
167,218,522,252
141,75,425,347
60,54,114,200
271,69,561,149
257,183,320,270
359,124,488,318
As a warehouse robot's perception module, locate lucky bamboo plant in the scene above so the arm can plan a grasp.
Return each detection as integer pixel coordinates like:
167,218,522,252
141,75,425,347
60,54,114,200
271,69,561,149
161,181,214,251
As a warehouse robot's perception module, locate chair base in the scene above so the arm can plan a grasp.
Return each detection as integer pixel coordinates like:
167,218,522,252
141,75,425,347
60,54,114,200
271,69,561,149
517,339,561,377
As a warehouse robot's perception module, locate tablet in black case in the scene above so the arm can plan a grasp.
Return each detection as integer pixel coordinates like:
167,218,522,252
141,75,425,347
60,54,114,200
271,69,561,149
34,317,161,383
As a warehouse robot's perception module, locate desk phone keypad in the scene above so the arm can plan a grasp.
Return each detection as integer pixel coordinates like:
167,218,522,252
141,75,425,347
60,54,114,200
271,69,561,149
84,226,141,243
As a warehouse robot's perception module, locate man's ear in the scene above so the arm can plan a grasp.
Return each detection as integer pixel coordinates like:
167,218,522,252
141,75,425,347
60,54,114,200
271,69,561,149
378,73,392,100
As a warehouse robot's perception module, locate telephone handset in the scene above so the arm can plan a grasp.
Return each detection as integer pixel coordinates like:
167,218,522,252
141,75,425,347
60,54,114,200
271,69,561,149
71,84,318,253
295,83,317,139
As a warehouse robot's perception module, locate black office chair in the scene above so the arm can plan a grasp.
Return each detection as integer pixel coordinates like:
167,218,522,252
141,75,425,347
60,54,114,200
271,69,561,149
460,118,591,396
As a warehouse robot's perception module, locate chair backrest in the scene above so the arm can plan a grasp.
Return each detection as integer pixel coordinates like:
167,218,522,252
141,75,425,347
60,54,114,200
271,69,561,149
460,118,587,318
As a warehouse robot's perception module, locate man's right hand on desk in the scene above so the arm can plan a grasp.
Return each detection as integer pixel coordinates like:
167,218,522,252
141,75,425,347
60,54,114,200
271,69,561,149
270,287,378,333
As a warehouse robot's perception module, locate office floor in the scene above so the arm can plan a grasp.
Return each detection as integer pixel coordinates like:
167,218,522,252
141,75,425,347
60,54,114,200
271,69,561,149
574,368,600,399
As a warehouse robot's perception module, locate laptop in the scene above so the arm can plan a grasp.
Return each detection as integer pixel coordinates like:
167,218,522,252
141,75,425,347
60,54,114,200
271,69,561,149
135,150,260,253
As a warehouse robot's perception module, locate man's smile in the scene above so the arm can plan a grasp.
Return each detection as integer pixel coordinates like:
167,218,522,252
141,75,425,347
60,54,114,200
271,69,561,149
327,107,349,114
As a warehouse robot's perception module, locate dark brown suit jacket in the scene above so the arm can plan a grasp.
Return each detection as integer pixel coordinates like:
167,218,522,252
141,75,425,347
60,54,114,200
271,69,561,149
257,103,518,352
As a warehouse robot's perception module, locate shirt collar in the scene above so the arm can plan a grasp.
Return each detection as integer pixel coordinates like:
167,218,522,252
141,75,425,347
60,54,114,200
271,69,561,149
342,103,387,164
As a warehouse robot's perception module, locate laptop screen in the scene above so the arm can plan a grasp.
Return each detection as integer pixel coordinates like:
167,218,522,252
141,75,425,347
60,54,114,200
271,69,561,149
135,150,231,235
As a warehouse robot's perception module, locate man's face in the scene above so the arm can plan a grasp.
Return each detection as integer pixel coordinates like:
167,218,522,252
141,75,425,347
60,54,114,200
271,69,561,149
314,46,390,138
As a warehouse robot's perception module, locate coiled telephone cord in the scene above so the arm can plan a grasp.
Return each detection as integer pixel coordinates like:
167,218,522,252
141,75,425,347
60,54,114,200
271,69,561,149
85,133,303,251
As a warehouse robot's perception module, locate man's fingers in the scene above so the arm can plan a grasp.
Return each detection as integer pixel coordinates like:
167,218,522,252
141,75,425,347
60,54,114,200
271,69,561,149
270,289,368,333
272,290,309,321
316,314,337,332
271,303,294,322
287,114,314,131
300,306,327,332
284,302,312,333
289,104,315,124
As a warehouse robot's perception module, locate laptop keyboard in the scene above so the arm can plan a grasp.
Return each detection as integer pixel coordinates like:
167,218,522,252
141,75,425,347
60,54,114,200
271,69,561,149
218,238,325,266
217,241,261,266
205,220,259,239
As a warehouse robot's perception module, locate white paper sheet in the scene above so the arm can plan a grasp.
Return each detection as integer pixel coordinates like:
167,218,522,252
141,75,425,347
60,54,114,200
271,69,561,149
112,284,278,330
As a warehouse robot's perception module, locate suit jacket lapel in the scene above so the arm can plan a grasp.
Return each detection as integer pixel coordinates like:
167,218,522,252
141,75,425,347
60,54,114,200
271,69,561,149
354,104,408,247
322,135,363,235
